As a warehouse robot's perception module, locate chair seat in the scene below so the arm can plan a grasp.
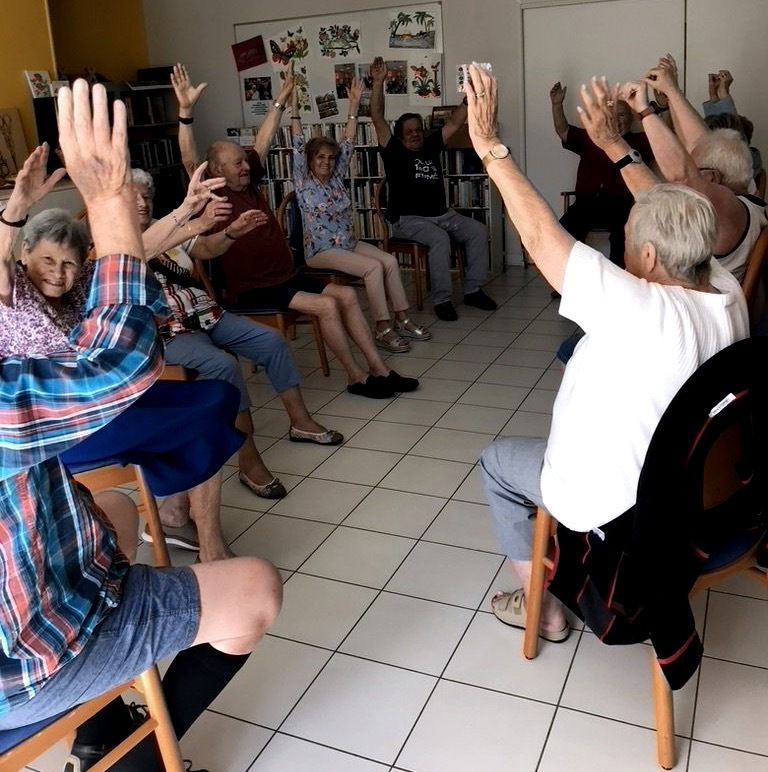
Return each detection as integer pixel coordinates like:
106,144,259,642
0,712,66,754
701,529,765,572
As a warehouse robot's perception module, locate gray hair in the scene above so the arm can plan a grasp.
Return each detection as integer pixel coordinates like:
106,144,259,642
130,167,155,197
22,208,89,263
627,184,716,284
693,128,753,194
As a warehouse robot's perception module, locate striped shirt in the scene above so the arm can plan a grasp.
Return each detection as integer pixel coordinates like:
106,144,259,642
0,254,166,715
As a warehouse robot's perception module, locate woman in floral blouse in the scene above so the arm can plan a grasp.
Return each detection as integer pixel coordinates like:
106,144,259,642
291,77,431,353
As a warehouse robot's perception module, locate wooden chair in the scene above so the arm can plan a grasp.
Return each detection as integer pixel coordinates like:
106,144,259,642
0,465,184,771
372,177,464,311
523,338,768,770
739,226,768,326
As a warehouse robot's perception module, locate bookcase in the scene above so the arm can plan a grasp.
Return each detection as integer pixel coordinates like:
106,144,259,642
249,119,503,273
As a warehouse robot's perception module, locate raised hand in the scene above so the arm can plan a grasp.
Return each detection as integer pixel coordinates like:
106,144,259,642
465,63,499,160
370,57,386,85
550,82,567,105
171,63,208,113
577,77,622,151
619,80,650,115
644,54,679,96
348,76,363,106
717,69,733,98
3,144,67,221
277,61,295,104
198,197,233,231
226,209,268,238
179,161,227,218
708,72,719,101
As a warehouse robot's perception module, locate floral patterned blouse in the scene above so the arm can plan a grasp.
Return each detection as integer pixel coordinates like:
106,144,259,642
292,135,356,257
0,261,93,358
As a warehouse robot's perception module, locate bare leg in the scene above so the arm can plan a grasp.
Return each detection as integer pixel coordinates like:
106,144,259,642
158,491,190,528
510,559,567,633
278,385,327,433
93,490,139,563
187,469,234,563
236,409,275,485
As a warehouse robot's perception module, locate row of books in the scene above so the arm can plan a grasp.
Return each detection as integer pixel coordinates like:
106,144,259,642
354,149,384,178
447,178,488,209
263,179,295,210
353,210,384,240
130,138,179,170
441,149,484,176
124,94,172,126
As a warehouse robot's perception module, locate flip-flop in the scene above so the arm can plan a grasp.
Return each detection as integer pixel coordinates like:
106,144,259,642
491,589,570,643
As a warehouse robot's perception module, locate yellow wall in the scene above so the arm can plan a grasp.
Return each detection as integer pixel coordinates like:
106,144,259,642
0,0,55,150
49,0,148,82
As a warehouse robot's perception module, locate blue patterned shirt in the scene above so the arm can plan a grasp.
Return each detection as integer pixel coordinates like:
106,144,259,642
292,135,356,256
0,254,166,716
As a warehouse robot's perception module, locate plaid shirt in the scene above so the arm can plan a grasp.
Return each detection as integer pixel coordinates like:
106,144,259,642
0,254,166,716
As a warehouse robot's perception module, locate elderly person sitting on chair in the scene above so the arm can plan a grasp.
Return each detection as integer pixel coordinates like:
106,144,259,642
465,66,748,642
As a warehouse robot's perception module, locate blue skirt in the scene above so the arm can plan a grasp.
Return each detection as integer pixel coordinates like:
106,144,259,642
62,380,244,496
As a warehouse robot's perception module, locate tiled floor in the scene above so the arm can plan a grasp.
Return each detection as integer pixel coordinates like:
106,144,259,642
26,268,768,771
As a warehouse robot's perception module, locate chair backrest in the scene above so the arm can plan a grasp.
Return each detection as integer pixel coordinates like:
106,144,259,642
275,190,306,265
372,178,391,248
739,226,768,326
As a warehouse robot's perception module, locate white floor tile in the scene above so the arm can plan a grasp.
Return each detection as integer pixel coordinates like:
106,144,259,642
271,573,377,648
250,407,291,438
386,541,503,608
311,447,403,486
264,386,337,413
561,634,697,734
688,741,768,771
436,403,514,434
525,319,577,337
422,500,498,552
495,348,556,368
282,654,435,764
320,392,393,419
703,591,768,667
710,573,768,600
510,332,564,352
397,680,553,772
260,439,339,476
397,377,471,403
300,526,416,587
423,359,487,381
539,708,683,772
478,363,544,387
445,612,577,703
269,477,371,524
380,456,473,498
340,592,473,674
452,464,486,504
518,388,558,414
313,413,369,440
230,514,334,570
383,355,437,377
694,657,768,755
442,344,505,363
252,733,389,771
180,710,272,771
220,505,264,544
345,420,427,453
210,636,331,728
500,410,552,438
374,398,451,426
220,472,302,511
410,427,493,464
458,382,529,410
344,489,445,538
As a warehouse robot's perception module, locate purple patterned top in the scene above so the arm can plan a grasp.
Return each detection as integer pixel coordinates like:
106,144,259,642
0,261,93,358
292,135,355,256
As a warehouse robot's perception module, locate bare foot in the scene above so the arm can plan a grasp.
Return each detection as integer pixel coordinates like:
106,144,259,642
158,491,190,528
198,543,236,563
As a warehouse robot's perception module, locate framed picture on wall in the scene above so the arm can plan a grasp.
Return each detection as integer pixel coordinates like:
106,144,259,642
24,70,52,98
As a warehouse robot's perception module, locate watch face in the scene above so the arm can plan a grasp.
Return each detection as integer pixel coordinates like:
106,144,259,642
491,143,509,159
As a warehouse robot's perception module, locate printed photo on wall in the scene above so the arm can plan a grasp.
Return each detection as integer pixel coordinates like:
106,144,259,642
315,93,339,119
334,62,356,99
244,76,273,102
388,9,437,49
232,35,268,72
318,23,361,58
409,54,442,105
384,60,408,95
24,70,52,98
269,26,309,70
356,63,373,117
0,108,29,174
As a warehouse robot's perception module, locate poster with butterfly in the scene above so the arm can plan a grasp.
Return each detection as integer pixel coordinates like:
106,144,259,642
268,26,310,71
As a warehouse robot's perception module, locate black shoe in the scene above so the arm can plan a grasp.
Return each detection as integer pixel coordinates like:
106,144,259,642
347,375,395,399
434,300,458,321
463,289,497,311
386,370,419,392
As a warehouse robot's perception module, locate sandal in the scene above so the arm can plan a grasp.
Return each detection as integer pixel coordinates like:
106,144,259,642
141,525,199,552
289,426,344,445
395,318,432,341
490,589,570,643
238,472,287,499
375,326,410,353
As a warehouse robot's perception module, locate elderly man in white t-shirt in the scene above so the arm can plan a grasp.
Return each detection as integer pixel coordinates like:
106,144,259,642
464,68,749,641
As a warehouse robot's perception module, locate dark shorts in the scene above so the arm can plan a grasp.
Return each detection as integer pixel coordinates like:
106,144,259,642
233,271,326,312
0,564,200,729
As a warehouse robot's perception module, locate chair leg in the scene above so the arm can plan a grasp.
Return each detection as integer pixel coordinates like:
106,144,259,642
650,655,676,769
310,316,330,376
135,666,185,772
414,250,426,311
523,506,551,660
134,466,171,569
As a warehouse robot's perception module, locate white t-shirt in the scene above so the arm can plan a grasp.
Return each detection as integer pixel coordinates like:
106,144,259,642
540,241,749,532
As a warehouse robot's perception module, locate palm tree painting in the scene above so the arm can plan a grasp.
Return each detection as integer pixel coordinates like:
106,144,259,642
389,9,437,49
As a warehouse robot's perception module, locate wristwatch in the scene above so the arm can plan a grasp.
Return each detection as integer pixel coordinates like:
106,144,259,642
614,149,642,169
481,143,510,167
638,101,663,120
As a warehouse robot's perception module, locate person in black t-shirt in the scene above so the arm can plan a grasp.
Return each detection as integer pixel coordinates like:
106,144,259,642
371,56,496,321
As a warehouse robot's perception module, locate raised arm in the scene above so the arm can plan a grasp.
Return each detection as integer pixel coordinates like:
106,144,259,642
465,64,574,292
1,144,67,304
344,77,362,142
189,209,268,261
253,63,294,161
171,63,207,178
578,78,659,197
442,100,468,144
550,82,569,142
141,162,228,258
370,56,392,147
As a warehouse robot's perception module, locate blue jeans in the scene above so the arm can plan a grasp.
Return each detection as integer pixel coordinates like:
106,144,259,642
165,311,301,411
480,437,547,560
